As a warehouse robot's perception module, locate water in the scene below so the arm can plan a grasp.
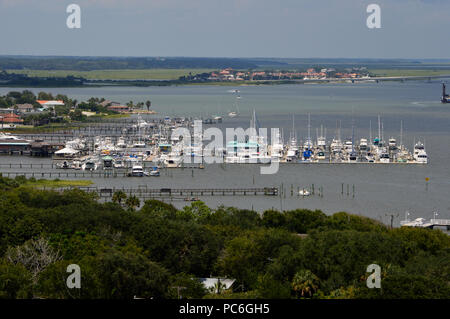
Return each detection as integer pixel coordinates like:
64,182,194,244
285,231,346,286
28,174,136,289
1,81,449,225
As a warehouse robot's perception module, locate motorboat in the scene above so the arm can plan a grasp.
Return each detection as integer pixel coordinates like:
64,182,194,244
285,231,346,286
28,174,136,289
299,189,311,196
130,165,145,177
82,159,98,171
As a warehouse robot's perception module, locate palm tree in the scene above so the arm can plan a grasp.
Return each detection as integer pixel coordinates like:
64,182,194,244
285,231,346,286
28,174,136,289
125,195,140,210
145,100,151,111
291,270,320,298
112,190,127,204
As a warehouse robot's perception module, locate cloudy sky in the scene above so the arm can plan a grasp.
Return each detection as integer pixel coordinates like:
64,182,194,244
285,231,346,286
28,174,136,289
0,0,449,58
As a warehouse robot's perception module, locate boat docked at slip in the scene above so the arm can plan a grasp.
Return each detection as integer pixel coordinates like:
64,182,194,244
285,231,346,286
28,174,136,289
82,158,99,171
225,109,271,164
413,141,428,164
129,165,145,177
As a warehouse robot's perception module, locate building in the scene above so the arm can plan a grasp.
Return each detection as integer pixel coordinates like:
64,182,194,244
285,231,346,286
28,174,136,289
15,103,34,113
0,112,23,124
107,105,130,113
36,100,65,109
100,100,122,108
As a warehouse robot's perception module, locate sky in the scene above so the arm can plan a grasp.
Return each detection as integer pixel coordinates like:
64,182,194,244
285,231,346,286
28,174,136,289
0,0,449,59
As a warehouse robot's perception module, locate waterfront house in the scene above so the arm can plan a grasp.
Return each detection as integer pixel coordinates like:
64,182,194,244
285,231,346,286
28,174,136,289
107,105,130,113
36,100,65,110
0,112,23,124
15,103,34,113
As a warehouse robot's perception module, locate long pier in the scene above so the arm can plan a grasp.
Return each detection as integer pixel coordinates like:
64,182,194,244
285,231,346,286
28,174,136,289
51,186,279,198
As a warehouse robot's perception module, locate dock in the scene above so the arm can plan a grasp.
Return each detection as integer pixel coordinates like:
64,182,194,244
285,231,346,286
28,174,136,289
49,186,279,199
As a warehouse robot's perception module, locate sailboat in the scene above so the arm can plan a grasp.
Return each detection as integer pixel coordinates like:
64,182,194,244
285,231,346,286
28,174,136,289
228,96,240,118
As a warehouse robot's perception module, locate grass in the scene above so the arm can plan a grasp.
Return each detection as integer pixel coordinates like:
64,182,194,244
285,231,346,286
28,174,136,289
25,178,93,188
1,123,85,134
7,69,217,80
370,69,450,77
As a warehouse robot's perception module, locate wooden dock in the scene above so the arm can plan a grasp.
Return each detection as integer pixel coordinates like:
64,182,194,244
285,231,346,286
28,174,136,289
51,186,279,198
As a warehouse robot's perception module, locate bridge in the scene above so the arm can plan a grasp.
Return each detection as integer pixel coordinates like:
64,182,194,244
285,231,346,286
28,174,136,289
287,74,450,84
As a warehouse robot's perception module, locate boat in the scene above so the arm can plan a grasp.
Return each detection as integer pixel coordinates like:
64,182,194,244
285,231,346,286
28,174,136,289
379,151,390,163
299,189,311,196
413,141,428,164
82,159,98,171
102,155,113,169
56,161,70,169
441,83,450,103
130,165,145,177
113,158,126,169
388,138,397,151
228,97,240,118
359,138,368,151
316,151,326,160
71,160,82,170
149,166,160,176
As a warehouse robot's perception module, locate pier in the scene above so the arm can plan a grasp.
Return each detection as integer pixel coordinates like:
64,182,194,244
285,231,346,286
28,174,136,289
50,186,279,199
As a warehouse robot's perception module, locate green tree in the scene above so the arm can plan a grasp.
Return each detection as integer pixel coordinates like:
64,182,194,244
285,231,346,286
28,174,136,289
125,195,140,210
112,191,127,205
292,269,320,298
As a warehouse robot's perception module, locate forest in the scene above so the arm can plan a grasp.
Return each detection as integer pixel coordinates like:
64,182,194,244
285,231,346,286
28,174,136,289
0,175,449,299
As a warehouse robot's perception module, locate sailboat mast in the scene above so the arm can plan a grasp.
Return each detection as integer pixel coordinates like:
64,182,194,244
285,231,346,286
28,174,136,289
400,120,403,148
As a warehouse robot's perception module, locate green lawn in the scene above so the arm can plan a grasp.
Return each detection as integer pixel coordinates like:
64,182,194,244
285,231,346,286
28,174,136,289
7,69,217,80
25,179,93,188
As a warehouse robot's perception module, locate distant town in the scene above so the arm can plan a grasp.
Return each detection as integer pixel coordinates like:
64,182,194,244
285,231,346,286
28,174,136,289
180,67,371,82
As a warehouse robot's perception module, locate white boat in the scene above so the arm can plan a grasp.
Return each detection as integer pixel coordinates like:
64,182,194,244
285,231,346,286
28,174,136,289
388,138,397,150
113,158,125,169
359,138,368,151
164,153,182,168
299,189,311,196
82,159,98,171
379,152,390,163
414,150,428,164
71,160,82,170
130,165,145,177
413,141,428,164
117,137,127,149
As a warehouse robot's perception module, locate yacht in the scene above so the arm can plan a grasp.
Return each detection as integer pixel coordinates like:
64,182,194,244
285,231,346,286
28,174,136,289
130,165,145,177
379,151,390,163
413,141,428,164
82,158,98,171
388,138,397,151
359,138,368,151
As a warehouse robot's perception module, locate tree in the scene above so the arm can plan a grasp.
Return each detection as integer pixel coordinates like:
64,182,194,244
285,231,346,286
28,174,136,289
112,191,127,205
146,100,151,111
291,269,320,298
125,195,140,211
0,259,33,299
5,237,62,284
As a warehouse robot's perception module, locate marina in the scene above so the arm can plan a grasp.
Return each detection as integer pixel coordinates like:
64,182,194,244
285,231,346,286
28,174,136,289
0,82,448,225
